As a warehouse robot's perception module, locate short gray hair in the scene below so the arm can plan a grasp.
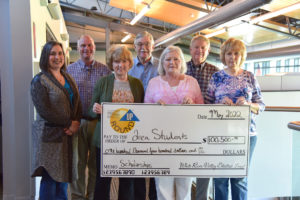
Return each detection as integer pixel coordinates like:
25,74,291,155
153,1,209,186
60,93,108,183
134,31,154,45
158,46,187,76
190,35,210,48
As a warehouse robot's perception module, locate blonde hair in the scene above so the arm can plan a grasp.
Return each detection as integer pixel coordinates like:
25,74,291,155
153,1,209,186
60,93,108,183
107,45,133,71
220,38,247,67
158,46,187,76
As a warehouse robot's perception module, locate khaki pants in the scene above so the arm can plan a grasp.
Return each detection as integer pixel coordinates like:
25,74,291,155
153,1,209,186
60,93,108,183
70,119,97,200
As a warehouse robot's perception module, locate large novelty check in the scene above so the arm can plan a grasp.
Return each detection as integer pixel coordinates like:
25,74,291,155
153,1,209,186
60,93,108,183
101,103,250,177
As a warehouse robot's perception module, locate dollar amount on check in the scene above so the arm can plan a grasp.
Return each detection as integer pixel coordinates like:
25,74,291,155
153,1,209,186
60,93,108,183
101,103,250,178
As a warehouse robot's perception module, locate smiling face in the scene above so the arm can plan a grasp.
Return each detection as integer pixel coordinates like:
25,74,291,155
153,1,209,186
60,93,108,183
190,39,210,65
48,45,65,71
134,36,154,64
220,38,246,69
112,59,131,78
78,36,95,64
163,51,182,76
225,48,242,69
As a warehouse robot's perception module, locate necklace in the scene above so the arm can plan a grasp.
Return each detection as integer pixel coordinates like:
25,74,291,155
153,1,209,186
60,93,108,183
54,74,65,85
50,69,65,85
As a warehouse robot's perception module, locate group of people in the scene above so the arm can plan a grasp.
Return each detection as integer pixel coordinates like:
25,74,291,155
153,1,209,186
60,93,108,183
30,30,264,200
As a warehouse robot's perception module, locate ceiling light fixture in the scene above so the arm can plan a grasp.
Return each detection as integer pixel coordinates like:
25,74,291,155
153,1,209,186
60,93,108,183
205,29,226,38
121,34,132,43
47,3,61,20
250,2,300,24
129,4,150,25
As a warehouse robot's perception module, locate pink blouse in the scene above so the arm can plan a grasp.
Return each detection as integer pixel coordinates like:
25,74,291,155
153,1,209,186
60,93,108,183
144,75,204,104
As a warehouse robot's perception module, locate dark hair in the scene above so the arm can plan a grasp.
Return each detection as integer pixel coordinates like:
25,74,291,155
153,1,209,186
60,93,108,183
39,41,66,72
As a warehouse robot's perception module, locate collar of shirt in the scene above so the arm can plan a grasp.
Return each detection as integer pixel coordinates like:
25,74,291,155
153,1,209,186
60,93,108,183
78,59,95,71
134,56,153,67
190,59,206,71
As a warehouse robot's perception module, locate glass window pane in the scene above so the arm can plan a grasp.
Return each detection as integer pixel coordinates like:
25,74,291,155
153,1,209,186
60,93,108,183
285,59,290,72
294,58,299,72
276,60,281,73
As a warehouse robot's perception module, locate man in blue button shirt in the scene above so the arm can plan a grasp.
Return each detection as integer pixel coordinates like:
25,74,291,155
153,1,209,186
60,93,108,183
128,31,158,200
129,31,158,92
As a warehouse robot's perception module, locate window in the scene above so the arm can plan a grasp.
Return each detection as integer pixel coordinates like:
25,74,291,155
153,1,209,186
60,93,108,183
294,58,299,72
276,60,281,73
254,62,261,76
262,61,270,75
244,63,249,70
285,59,290,72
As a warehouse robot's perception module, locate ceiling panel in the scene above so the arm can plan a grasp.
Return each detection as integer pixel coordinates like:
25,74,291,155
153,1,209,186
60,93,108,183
262,0,300,19
63,0,300,48
109,0,210,26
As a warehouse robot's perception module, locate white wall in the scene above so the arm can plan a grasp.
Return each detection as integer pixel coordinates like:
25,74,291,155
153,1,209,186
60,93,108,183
249,110,294,198
30,0,69,63
248,91,300,199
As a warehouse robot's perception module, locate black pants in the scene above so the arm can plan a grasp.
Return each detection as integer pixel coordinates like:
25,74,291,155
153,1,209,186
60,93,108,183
134,178,157,200
94,147,148,200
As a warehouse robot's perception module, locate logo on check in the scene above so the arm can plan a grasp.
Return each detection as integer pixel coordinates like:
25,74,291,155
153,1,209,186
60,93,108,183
110,108,139,133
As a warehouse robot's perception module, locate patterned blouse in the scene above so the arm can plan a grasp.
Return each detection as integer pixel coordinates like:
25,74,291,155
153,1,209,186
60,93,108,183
112,80,134,103
144,75,204,104
206,69,265,136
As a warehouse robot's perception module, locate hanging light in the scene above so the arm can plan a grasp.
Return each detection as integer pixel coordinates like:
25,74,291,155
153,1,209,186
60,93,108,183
121,34,132,43
129,4,150,25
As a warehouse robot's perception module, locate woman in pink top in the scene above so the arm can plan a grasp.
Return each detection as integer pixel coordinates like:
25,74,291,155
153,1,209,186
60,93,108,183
145,46,204,200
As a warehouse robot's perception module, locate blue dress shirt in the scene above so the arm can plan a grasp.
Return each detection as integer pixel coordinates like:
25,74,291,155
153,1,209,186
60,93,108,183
128,57,158,91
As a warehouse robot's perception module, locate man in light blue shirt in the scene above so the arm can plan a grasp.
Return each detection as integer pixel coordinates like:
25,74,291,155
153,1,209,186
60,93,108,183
128,31,158,200
129,31,158,92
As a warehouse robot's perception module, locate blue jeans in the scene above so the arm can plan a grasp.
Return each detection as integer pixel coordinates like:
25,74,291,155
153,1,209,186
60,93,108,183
214,136,257,200
39,170,68,200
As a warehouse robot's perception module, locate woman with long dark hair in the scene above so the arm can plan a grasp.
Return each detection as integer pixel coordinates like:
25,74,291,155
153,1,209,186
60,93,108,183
31,41,82,199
